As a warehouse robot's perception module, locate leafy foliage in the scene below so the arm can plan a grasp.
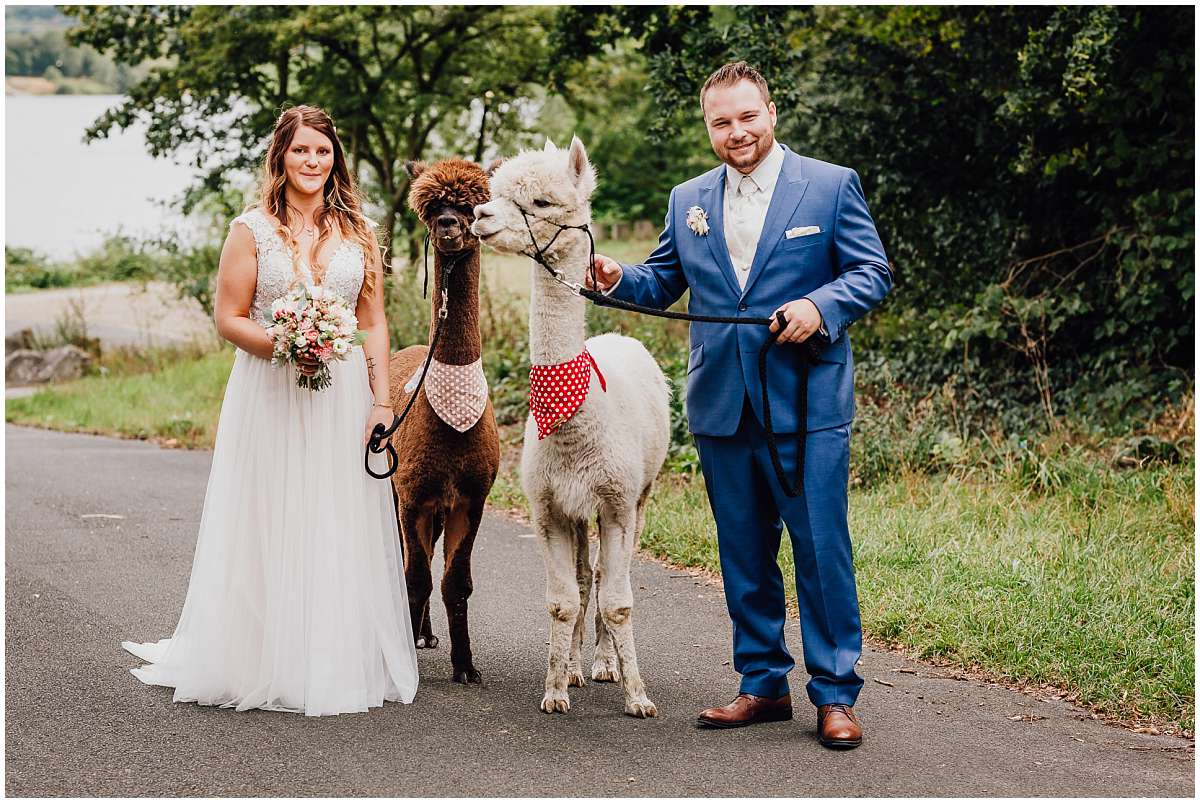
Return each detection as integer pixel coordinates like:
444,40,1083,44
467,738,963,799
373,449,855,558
800,7,1193,429
63,5,553,253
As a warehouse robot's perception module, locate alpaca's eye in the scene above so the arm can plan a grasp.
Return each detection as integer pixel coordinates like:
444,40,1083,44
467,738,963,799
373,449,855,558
532,199,552,209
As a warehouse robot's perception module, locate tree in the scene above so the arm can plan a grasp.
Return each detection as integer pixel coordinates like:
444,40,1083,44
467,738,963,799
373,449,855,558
541,39,711,225
64,5,552,253
552,6,812,142
548,6,801,225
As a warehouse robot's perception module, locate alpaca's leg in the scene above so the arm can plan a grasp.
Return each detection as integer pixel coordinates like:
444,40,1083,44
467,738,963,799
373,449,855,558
420,508,446,647
591,515,620,683
635,483,652,541
401,503,438,649
442,497,485,684
567,518,591,687
594,484,651,683
597,506,657,718
538,508,581,714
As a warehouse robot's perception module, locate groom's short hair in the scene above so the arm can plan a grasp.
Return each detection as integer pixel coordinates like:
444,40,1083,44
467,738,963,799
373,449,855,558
700,61,771,113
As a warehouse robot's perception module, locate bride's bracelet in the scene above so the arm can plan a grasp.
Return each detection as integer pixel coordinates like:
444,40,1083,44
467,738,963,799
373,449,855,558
372,402,392,409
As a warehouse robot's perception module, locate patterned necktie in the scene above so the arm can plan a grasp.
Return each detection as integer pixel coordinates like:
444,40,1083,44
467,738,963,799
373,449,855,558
730,174,760,282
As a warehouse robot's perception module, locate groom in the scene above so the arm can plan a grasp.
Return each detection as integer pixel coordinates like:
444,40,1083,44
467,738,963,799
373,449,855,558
587,61,892,748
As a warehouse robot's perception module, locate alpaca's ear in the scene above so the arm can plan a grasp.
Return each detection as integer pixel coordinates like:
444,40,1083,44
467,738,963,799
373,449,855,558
404,160,427,180
543,137,557,152
485,157,505,177
567,135,595,195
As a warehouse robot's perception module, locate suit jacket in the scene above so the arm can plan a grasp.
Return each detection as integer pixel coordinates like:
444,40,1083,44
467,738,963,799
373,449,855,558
610,144,893,436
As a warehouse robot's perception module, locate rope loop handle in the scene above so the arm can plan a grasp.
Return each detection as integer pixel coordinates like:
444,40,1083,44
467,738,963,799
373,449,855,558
365,414,402,479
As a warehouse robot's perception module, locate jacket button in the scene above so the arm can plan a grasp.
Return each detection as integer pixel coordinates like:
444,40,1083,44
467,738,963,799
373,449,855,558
737,302,748,312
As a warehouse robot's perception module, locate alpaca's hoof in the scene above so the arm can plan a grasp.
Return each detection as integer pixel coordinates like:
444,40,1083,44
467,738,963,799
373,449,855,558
567,665,587,688
625,697,658,719
416,635,439,649
541,689,571,714
591,658,621,684
452,665,482,685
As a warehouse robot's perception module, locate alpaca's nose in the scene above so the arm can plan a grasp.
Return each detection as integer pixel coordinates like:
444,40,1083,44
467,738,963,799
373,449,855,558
473,204,491,220
437,213,459,230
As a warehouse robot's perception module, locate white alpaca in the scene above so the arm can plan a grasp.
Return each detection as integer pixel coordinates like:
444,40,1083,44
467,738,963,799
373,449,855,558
472,137,670,718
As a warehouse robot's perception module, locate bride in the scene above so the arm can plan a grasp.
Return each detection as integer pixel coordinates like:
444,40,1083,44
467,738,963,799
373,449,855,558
122,105,419,716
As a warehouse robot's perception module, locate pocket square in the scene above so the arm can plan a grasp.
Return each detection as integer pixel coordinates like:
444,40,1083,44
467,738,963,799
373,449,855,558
785,226,821,239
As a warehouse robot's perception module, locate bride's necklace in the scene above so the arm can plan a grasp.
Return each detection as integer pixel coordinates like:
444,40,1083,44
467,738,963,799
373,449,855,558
290,217,326,283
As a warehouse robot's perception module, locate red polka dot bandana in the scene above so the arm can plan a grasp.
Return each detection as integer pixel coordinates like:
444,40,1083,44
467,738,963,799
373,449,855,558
529,349,607,439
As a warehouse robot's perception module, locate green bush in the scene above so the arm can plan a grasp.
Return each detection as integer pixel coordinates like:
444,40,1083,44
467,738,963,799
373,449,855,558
73,234,156,282
790,6,1194,430
5,237,157,291
4,247,76,290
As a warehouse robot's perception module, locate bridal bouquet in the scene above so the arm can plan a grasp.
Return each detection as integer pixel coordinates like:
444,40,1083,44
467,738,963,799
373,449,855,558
268,285,367,391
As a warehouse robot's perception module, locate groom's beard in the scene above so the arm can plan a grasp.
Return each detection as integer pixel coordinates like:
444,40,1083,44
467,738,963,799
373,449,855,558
721,130,775,172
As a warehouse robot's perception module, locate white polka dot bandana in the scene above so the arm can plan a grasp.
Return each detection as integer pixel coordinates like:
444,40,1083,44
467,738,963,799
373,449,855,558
406,357,489,432
528,349,607,440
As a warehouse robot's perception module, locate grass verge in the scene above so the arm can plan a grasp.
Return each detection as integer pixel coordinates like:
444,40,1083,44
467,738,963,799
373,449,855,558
6,347,233,448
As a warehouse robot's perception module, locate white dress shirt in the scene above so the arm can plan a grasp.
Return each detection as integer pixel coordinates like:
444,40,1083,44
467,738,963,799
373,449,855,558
723,142,786,291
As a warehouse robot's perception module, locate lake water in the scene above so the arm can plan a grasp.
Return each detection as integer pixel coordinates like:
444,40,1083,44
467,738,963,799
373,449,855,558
5,94,205,259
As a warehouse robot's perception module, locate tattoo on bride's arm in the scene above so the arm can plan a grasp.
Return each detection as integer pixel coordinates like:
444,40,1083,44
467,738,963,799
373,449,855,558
366,356,376,384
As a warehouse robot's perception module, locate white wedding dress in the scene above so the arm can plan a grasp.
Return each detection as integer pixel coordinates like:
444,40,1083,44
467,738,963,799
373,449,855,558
122,208,419,716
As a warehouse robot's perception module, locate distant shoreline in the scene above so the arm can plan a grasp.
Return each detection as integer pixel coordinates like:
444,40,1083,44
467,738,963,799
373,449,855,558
6,76,56,95
6,75,112,96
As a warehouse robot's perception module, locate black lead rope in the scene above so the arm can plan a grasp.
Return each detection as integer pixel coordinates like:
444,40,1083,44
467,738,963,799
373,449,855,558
517,207,814,498
365,250,456,480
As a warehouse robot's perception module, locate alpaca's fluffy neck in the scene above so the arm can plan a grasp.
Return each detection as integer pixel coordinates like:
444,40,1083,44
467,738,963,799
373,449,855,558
528,231,590,366
430,246,482,365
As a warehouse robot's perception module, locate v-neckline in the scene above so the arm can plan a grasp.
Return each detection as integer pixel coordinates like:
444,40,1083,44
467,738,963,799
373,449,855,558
260,209,352,286
296,241,352,286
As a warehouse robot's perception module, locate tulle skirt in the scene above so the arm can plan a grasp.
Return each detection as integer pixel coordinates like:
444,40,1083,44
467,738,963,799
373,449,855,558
122,346,419,716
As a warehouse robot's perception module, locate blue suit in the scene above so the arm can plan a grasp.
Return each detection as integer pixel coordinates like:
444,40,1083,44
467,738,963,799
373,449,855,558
611,144,892,705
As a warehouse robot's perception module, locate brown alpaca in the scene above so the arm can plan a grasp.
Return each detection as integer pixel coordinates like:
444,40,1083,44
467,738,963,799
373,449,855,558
388,159,500,684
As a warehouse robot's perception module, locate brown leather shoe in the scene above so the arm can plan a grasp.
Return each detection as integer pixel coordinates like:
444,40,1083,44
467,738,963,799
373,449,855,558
697,693,792,728
817,703,863,749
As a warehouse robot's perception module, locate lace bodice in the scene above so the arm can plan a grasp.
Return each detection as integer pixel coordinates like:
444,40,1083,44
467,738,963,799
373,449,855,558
231,208,366,327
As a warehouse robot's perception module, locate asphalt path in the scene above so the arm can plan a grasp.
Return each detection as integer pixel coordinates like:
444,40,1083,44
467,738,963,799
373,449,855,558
5,283,213,349
4,425,1194,796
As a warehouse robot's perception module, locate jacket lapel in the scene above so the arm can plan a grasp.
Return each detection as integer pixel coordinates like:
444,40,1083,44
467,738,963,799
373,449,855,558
740,149,809,299
698,173,743,298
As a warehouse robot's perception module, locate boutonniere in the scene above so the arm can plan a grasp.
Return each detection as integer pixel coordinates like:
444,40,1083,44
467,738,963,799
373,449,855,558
685,205,710,236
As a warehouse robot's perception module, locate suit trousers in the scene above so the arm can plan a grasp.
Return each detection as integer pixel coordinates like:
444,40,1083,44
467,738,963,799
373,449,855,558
694,396,864,706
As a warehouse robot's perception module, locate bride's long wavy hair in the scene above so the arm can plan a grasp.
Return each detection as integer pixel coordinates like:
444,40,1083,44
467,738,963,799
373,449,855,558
254,105,385,298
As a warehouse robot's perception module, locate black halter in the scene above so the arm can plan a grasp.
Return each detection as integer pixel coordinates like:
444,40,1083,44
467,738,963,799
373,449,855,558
516,205,598,293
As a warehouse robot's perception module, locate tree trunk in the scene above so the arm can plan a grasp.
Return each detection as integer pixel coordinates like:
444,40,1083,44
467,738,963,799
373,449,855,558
383,205,398,268
275,50,289,105
473,96,490,164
